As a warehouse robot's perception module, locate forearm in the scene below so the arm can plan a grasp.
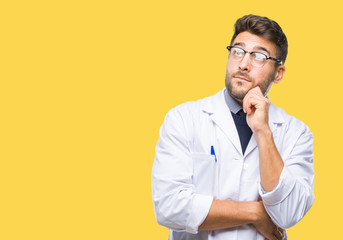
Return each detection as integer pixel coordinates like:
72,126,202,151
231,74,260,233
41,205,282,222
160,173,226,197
255,128,284,192
199,200,257,231
256,126,315,229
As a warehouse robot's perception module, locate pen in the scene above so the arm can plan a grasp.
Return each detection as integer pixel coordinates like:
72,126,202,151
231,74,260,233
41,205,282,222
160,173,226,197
211,145,217,163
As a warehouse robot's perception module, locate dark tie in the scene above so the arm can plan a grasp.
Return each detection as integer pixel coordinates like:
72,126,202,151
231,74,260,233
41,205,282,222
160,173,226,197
236,109,245,117
231,109,252,155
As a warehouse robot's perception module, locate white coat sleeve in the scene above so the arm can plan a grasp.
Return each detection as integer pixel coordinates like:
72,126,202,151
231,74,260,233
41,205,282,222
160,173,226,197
151,107,213,234
259,123,315,229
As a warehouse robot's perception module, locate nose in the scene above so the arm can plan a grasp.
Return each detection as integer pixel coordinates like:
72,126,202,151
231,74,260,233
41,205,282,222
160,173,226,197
239,53,251,72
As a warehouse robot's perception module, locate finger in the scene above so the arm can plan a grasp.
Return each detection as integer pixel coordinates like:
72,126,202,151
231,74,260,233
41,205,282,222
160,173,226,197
281,229,286,240
243,97,254,115
244,93,270,115
242,91,257,114
243,88,268,105
243,95,264,114
246,87,270,103
272,232,279,240
251,86,264,96
275,227,284,240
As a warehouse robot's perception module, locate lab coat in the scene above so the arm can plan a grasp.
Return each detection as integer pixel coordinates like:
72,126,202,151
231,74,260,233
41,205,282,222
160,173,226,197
152,88,314,240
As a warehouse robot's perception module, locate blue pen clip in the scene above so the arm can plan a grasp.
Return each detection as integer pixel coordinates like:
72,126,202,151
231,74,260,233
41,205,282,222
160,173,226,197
211,145,217,163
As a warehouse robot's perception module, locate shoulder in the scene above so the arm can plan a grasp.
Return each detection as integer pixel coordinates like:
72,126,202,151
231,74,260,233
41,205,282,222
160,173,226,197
269,103,314,160
158,92,219,141
166,90,222,120
269,103,313,140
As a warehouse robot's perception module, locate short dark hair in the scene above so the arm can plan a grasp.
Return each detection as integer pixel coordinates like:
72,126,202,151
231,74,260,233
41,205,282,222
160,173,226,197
230,14,288,64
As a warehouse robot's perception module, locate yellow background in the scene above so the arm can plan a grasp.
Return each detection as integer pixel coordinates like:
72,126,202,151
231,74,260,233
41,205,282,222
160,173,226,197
0,0,341,239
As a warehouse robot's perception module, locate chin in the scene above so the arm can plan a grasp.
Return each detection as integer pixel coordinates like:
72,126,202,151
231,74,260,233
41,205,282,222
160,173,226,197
226,77,249,100
233,87,249,99
228,88,247,101
232,92,246,101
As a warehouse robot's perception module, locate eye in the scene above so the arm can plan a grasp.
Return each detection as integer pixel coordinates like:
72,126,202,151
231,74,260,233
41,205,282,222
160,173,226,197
233,48,244,57
253,52,266,62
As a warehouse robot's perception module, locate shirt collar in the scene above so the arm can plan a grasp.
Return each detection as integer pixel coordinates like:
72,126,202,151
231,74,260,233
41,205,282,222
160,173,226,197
224,88,242,114
202,88,285,127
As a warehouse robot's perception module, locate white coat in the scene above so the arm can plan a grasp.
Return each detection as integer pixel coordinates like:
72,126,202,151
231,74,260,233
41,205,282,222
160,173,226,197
152,88,314,240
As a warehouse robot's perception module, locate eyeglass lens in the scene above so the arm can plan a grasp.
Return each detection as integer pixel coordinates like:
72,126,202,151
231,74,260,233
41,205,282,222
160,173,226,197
230,47,266,67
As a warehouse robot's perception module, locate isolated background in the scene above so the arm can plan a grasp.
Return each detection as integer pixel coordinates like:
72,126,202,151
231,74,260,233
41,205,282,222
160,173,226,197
1,0,341,239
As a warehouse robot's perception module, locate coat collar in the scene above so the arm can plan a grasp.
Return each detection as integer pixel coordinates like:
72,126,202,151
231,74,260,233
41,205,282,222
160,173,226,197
202,88,285,156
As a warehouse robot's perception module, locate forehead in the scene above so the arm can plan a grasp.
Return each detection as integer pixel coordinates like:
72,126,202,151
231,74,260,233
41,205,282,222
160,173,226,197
232,31,277,56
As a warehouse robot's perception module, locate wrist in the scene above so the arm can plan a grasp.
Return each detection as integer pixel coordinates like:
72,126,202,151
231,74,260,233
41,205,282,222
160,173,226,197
254,127,272,143
249,201,265,225
244,201,261,224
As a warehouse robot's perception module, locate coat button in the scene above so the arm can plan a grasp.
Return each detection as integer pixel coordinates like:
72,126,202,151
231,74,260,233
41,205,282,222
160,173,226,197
243,163,248,170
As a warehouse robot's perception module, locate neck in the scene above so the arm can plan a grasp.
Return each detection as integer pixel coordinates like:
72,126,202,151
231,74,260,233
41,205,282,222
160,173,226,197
228,93,243,106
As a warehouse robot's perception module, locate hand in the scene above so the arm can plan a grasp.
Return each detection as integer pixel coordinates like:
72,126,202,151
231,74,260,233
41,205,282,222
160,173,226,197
243,87,271,134
252,202,285,240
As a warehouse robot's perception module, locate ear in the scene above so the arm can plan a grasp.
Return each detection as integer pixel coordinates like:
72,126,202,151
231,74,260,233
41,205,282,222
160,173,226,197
273,65,286,84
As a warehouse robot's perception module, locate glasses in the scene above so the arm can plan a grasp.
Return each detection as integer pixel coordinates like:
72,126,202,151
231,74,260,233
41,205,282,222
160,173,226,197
227,46,283,68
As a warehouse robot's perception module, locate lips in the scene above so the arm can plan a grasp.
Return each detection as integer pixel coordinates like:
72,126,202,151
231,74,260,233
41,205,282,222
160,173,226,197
233,75,250,82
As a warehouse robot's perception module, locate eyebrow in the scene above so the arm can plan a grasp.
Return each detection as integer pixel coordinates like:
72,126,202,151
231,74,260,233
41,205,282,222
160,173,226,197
233,42,245,47
233,42,271,56
254,46,270,56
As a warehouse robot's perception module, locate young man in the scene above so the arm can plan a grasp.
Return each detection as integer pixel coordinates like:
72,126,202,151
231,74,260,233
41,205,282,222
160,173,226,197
152,15,314,240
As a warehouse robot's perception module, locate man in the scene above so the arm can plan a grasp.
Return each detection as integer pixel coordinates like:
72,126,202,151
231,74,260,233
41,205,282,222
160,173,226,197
152,14,314,240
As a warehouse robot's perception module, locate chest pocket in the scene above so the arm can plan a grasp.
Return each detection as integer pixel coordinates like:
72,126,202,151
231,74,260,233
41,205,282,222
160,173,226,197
191,152,216,195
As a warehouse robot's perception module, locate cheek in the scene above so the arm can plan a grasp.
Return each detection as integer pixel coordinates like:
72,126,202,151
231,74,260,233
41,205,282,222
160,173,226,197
226,62,231,73
254,72,274,88
226,63,238,77
227,59,238,70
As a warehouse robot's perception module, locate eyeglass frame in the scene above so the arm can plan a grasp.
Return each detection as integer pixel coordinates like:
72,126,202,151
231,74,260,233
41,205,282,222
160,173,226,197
226,45,283,67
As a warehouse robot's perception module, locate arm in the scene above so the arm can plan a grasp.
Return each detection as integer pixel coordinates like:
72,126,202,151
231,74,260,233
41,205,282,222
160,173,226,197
199,200,284,240
199,200,257,230
152,106,285,240
243,87,283,191
260,126,314,229
255,127,284,191
243,87,315,229
152,107,213,233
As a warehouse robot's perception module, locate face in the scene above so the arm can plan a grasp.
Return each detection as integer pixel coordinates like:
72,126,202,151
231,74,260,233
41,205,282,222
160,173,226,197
225,31,285,102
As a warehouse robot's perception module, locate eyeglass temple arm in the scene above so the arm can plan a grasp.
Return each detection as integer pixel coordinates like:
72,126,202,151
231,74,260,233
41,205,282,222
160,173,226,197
267,56,283,65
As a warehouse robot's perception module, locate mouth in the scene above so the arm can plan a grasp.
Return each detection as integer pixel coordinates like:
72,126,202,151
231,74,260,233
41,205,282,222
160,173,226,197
233,75,250,82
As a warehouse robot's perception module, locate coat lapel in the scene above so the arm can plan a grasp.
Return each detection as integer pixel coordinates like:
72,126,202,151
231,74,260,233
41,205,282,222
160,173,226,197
202,89,242,155
203,90,286,157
